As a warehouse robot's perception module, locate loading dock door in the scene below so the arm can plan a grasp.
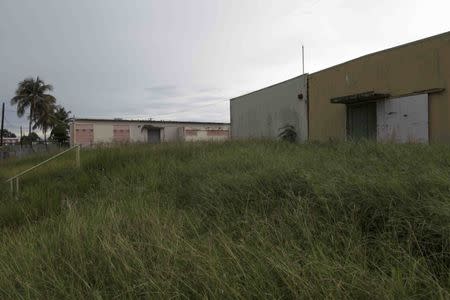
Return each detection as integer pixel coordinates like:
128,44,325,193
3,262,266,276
147,128,161,144
75,124,94,146
377,94,428,143
347,102,377,140
113,125,130,143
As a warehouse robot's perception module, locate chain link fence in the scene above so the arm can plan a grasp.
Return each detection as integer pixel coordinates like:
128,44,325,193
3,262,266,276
0,143,67,160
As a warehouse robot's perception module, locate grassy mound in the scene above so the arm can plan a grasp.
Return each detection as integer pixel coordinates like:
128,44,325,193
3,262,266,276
0,141,449,298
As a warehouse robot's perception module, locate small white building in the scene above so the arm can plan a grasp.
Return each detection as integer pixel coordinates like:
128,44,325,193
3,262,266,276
70,118,230,147
1,137,20,145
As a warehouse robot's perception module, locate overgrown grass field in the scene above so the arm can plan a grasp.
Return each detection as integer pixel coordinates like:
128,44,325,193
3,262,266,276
0,141,449,298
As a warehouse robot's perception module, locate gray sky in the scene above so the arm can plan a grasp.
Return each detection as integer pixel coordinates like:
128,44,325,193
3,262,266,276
1,0,449,134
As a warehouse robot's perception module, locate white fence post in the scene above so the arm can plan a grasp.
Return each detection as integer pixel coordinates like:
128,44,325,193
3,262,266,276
76,145,80,168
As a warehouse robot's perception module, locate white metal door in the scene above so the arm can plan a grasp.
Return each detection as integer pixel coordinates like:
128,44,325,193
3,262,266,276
377,94,428,143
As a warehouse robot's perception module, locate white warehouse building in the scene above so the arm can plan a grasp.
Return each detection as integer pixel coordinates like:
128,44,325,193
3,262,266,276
70,118,230,147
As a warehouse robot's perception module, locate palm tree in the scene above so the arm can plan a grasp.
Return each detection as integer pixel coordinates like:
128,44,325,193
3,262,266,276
50,106,71,146
10,77,56,136
33,98,56,149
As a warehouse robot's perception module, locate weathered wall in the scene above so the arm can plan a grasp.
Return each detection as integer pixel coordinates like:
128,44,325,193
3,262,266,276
230,75,308,141
183,126,230,142
162,126,181,142
309,32,450,142
94,123,113,143
69,123,75,146
130,124,146,142
71,121,144,145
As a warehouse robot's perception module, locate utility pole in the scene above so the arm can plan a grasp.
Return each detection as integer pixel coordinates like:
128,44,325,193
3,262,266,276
0,102,4,147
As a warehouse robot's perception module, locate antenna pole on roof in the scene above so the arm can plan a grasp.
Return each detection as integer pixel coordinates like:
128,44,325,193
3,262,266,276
302,45,305,75
0,102,4,146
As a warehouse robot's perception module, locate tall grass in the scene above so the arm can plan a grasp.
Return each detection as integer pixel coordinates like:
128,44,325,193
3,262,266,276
0,141,449,298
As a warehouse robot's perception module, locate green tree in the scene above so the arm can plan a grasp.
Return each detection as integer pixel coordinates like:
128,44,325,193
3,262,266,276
49,106,71,146
10,77,56,137
0,129,16,138
33,98,56,148
21,132,41,144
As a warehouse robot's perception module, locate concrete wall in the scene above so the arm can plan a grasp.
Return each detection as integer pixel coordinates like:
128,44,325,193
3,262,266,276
230,75,308,141
162,126,181,142
69,123,75,146
183,125,230,142
309,31,450,142
94,123,113,143
72,121,140,144
130,124,146,142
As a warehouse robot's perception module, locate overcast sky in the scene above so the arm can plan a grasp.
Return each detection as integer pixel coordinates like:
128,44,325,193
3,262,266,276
1,0,449,134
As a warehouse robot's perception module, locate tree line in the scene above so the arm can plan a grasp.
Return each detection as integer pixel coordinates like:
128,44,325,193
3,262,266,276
10,77,71,147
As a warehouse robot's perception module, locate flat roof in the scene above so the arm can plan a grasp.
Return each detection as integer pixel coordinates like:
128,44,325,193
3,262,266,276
311,30,450,76
72,118,229,125
230,74,307,102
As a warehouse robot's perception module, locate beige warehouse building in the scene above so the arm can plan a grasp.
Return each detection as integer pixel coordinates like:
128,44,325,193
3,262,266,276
70,118,230,147
309,31,450,143
230,31,450,144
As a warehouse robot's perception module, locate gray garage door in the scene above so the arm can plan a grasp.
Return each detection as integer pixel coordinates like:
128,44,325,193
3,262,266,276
147,128,161,144
347,102,377,140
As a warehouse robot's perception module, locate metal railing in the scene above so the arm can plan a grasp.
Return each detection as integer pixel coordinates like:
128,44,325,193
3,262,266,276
6,145,80,195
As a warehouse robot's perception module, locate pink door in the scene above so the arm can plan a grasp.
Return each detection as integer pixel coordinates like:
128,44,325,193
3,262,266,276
113,125,130,143
75,124,94,146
